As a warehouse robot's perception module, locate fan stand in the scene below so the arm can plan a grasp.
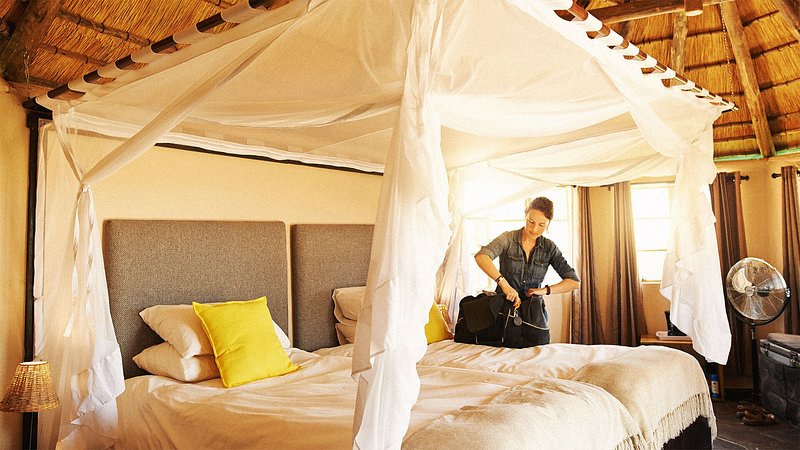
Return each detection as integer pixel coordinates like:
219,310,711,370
748,322,761,402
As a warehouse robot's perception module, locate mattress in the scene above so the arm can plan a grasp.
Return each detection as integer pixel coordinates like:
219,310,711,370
117,348,642,449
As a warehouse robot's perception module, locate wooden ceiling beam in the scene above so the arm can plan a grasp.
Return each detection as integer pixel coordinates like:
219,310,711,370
771,0,800,44
721,1,776,158
200,0,235,9
38,43,108,67
669,11,688,87
590,0,733,24
0,0,61,82
58,10,152,48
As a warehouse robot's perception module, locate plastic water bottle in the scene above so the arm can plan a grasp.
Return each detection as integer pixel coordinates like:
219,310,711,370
710,373,720,399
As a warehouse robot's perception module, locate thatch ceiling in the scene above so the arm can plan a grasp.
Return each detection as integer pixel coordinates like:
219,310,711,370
1,0,798,161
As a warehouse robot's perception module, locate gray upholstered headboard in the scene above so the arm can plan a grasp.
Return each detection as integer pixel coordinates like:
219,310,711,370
290,224,373,351
103,220,289,378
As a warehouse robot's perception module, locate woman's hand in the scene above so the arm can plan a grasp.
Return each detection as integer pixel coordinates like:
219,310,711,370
526,287,547,298
499,279,521,308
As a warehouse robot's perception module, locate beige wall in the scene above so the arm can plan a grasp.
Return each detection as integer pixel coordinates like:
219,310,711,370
0,86,27,448
89,144,384,337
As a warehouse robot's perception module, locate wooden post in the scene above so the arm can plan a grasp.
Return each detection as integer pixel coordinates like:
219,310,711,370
0,0,62,83
670,12,689,87
591,0,733,24
720,1,776,158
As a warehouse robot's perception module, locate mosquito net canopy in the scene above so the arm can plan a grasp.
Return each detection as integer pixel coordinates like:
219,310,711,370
33,0,731,447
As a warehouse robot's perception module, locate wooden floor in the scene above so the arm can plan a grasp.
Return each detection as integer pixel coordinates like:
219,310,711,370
712,398,800,450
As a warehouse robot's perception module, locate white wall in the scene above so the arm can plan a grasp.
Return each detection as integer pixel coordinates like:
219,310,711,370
0,85,28,448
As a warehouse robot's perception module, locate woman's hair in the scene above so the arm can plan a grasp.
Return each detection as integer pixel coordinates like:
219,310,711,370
525,197,554,221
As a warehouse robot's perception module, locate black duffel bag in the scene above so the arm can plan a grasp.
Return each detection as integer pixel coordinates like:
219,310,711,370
454,293,550,348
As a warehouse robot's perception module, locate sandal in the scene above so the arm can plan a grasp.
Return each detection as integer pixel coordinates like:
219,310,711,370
742,410,776,426
736,403,769,416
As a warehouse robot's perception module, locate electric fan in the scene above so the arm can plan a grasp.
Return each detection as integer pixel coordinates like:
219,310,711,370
725,257,790,396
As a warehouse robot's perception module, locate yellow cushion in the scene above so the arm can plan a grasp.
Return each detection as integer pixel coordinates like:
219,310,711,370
425,303,453,344
193,297,299,387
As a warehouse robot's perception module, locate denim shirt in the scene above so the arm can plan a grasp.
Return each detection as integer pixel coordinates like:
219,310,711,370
477,228,579,297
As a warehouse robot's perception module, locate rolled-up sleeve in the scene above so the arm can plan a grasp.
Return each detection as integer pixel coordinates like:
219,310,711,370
550,245,580,282
476,231,511,260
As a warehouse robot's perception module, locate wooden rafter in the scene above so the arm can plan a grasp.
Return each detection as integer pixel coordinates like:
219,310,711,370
201,0,235,9
0,0,61,82
591,0,733,24
721,1,776,158
38,43,108,67
669,11,688,87
772,0,800,44
58,10,152,48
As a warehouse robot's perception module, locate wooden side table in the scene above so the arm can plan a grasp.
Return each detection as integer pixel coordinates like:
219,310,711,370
640,335,725,401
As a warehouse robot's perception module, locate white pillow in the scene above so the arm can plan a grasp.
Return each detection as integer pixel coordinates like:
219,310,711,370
332,286,365,324
335,322,357,345
133,342,219,382
140,303,291,358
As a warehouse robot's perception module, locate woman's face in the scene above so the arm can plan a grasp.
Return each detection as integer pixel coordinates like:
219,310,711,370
524,209,549,238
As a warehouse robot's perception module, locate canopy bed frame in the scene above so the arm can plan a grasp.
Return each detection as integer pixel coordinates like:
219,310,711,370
24,0,735,447
95,219,714,448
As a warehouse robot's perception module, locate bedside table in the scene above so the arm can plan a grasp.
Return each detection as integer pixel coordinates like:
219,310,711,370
640,335,725,401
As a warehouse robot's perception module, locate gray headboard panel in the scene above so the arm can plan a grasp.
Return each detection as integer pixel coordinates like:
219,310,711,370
291,224,373,351
103,220,288,378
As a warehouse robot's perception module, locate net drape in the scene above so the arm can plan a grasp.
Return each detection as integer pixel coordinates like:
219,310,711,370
34,0,731,447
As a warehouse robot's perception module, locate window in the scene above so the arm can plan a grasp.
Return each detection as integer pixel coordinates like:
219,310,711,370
464,186,575,293
631,183,672,282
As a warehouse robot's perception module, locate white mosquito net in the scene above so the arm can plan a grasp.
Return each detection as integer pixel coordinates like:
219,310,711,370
33,0,731,448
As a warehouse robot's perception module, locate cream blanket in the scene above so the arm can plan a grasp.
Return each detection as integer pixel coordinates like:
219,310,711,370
317,341,717,448
404,377,643,450
570,346,717,449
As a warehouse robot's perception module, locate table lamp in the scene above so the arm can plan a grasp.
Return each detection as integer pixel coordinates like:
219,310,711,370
1,361,60,449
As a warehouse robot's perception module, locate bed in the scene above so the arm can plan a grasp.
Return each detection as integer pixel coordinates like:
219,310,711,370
105,220,715,449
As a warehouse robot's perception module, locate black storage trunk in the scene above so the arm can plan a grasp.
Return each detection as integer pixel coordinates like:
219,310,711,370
758,333,800,427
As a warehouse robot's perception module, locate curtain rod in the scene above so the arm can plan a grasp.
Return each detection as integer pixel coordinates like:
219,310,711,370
722,172,749,181
771,169,800,178
560,1,735,111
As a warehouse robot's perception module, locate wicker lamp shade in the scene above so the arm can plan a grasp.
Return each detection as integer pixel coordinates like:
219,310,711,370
0,361,60,413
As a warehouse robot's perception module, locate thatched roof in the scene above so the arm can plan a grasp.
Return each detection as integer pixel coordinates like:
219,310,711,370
1,0,798,161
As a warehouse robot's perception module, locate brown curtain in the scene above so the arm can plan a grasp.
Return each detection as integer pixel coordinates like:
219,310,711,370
610,182,646,346
781,166,800,334
710,172,748,376
572,187,605,344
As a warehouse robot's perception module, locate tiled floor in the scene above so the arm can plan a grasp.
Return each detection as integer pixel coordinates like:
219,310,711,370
712,399,800,449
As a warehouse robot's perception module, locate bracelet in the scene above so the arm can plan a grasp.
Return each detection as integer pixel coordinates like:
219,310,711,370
495,275,504,283
545,285,551,295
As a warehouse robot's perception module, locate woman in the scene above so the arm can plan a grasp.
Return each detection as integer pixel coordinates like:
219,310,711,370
474,196,579,345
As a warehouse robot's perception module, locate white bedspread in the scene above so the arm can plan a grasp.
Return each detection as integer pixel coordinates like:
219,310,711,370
316,340,717,448
118,349,641,449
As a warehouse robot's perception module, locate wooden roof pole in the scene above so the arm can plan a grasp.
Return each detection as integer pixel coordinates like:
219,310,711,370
771,0,800,44
58,10,152,48
720,1,776,158
0,0,61,83
592,0,733,24
670,12,688,87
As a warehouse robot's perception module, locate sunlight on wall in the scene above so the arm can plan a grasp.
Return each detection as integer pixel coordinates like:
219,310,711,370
0,90,27,448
